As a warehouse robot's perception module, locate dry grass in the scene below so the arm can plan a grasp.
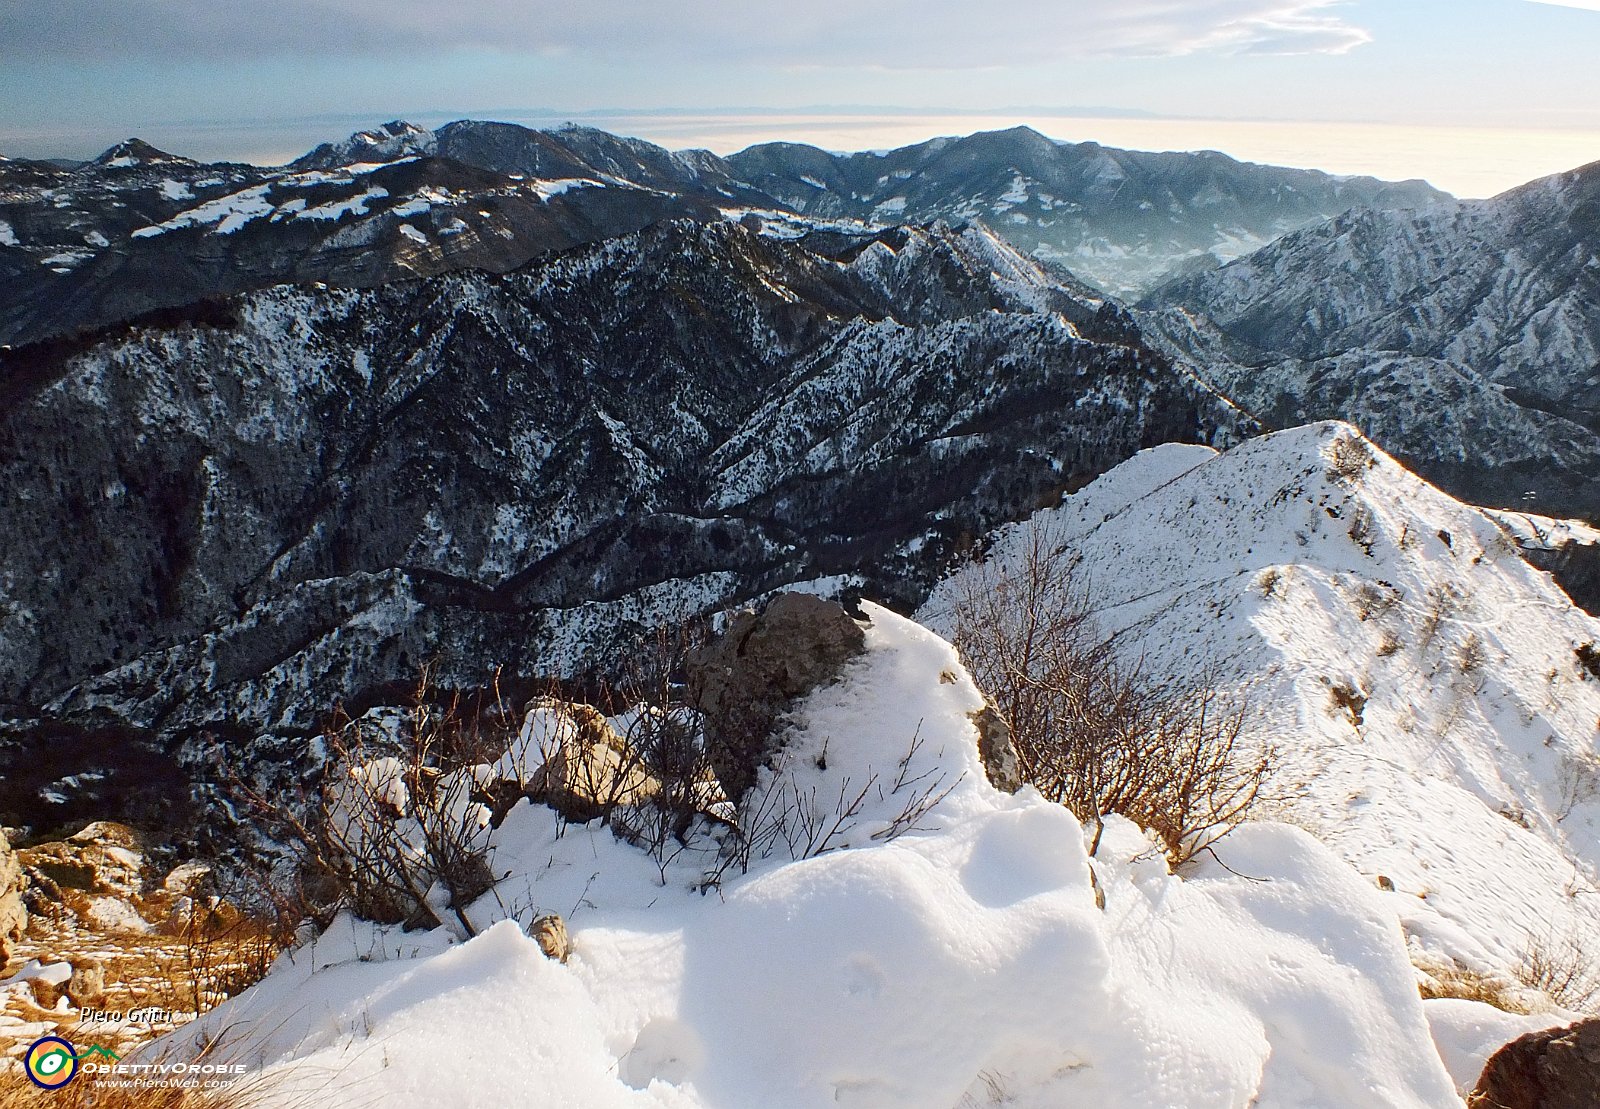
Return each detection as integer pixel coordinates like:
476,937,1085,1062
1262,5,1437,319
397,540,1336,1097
1415,927,1600,1017
2,907,290,1077
1516,927,1600,1014
1417,959,1536,1015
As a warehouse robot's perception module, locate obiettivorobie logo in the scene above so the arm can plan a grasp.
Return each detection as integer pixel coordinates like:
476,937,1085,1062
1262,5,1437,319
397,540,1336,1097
23,1037,119,1089
19,1036,248,1092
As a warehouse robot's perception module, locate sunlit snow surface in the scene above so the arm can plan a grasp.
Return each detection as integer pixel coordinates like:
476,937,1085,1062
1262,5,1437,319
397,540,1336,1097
151,604,1463,1107
925,421,1600,994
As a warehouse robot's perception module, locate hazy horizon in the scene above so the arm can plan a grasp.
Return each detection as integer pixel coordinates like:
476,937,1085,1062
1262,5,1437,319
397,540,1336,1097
6,108,1599,200
5,0,1600,200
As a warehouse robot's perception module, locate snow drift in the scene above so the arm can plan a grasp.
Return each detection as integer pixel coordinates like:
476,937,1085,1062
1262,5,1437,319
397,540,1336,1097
149,602,1461,1107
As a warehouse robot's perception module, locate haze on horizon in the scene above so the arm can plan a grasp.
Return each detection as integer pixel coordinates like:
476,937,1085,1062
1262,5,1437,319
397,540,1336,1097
3,0,1598,199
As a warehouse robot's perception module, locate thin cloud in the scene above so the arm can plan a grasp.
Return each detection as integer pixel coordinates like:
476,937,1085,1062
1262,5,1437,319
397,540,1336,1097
1525,0,1600,10
0,0,1372,65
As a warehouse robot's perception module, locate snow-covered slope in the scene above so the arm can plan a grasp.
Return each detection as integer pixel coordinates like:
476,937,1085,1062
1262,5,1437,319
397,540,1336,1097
1142,160,1600,517
923,423,1600,984
0,217,1249,842
146,605,1463,1108
729,126,1447,297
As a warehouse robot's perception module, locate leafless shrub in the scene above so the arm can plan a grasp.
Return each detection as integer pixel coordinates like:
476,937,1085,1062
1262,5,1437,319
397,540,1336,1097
240,667,499,937
1517,926,1600,1013
1418,583,1461,650
1256,567,1283,598
1377,630,1404,657
701,728,961,890
1327,433,1374,483
172,900,294,1015
1458,632,1489,676
1353,580,1400,621
937,517,1274,866
1347,504,1377,555
606,624,721,852
1328,681,1367,727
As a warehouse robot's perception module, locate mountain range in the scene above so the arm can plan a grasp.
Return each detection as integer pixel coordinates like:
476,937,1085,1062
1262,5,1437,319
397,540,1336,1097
0,215,1248,836
2,117,1597,847
0,119,1444,348
1142,159,1600,519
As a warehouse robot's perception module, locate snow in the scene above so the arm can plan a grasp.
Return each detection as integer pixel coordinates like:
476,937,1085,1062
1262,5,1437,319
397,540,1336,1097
0,960,72,991
398,223,428,244
922,422,1600,987
533,177,602,200
296,186,389,222
150,604,1462,1107
997,173,1032,206
871,196,908,220
40,250,91,268
1424,999,1568,1096
132,184,276,237
0,220,16,247
157,179,194,201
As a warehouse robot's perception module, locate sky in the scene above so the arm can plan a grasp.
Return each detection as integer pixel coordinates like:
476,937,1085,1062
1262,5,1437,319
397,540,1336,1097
2,0,1598,197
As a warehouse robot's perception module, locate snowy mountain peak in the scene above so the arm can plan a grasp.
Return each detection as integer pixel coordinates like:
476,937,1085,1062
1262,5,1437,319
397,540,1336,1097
1143,153,1600,520
291,119,438,170
87,138,192,170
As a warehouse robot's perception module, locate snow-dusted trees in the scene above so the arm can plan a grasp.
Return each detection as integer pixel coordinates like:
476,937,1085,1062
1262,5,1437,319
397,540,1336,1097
937,517,1272,864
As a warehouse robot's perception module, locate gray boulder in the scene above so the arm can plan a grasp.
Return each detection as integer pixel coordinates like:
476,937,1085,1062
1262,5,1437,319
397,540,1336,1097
968,704,1023,793
687,594,869,802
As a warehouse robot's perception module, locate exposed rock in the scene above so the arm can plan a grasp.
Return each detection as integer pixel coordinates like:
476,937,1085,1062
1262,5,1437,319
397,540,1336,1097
531,913,572,963
1470,1018,1600,1109
161,860,213,896
968,704,1022,792
19,822,145,901
0,827,26,963
66,959,106,1009
688,593,870,802
523,699,657,822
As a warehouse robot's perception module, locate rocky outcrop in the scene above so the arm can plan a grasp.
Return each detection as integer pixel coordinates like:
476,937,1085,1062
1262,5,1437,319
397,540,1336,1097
968,704,1022,793
531,913,572,963
17,822,147,928
1470,1018,1600,1109
522,699,658,822
688,593,869,802
0,828,26,963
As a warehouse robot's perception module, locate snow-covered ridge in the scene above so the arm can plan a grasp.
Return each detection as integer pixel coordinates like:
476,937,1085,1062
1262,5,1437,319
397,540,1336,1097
146,605,1463,1108
923,422,1600,992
